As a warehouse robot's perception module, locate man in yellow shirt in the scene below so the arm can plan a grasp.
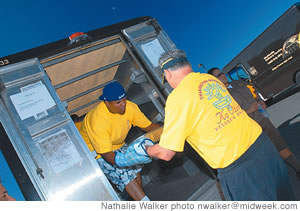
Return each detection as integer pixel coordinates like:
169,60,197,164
80,81,160,201
207,67,300,178
147,50,294,200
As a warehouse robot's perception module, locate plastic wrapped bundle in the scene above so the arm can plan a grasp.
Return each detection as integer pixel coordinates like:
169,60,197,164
115,137,154,167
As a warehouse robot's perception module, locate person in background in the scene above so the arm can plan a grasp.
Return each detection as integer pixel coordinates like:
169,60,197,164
80,81,161,201
146,49,294,200
208,67,300,179
0,178,16,201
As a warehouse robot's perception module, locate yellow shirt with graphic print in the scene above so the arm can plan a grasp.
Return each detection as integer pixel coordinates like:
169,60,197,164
159,72,262,168
80,100,152,159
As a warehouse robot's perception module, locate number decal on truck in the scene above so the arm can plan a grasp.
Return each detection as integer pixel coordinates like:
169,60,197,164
0,59,9,66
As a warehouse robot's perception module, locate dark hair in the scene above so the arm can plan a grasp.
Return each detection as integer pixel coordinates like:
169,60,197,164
71,114,80,122
207,67,220,75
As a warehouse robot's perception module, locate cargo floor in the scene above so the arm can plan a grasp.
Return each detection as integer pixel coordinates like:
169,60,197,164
142,163,213,200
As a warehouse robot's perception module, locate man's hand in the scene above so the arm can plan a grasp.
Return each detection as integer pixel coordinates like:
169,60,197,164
133,138,154,157
246,102,259,114
258,100,267,109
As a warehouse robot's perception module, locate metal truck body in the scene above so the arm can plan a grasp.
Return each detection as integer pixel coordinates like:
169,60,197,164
0,17,222,201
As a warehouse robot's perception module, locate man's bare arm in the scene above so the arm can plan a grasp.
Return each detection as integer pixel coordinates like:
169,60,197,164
101,151,116,165
141,123,161,132
146,144,176,161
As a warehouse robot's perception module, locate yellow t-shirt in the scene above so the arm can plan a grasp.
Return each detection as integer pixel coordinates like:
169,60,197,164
159,73,262,168
74,121,82,131
80,100,152,158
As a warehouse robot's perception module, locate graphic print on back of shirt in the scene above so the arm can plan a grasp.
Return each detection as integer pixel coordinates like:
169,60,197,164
203,82,232,110
199,79,242,132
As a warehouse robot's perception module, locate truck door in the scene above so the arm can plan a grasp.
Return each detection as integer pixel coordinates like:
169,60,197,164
227,64,267,100
227,65,252,82
123,20,223,201
122,19,177,97
0,58,119,201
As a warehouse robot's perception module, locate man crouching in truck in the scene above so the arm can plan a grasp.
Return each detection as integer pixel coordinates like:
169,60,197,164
79,81,161,201
146,49,295,200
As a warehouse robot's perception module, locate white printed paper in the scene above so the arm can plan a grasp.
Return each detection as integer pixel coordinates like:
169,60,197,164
38,130,82,174
141,39,165,67
10,81,55,120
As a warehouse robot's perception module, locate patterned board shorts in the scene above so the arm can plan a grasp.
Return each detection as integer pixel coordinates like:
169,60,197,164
96,144,143,192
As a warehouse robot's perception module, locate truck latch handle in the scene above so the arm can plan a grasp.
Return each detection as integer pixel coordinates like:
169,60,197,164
36,167,45,179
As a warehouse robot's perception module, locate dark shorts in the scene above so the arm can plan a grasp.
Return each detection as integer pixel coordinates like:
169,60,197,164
217,132,295,201
96,144,142,192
